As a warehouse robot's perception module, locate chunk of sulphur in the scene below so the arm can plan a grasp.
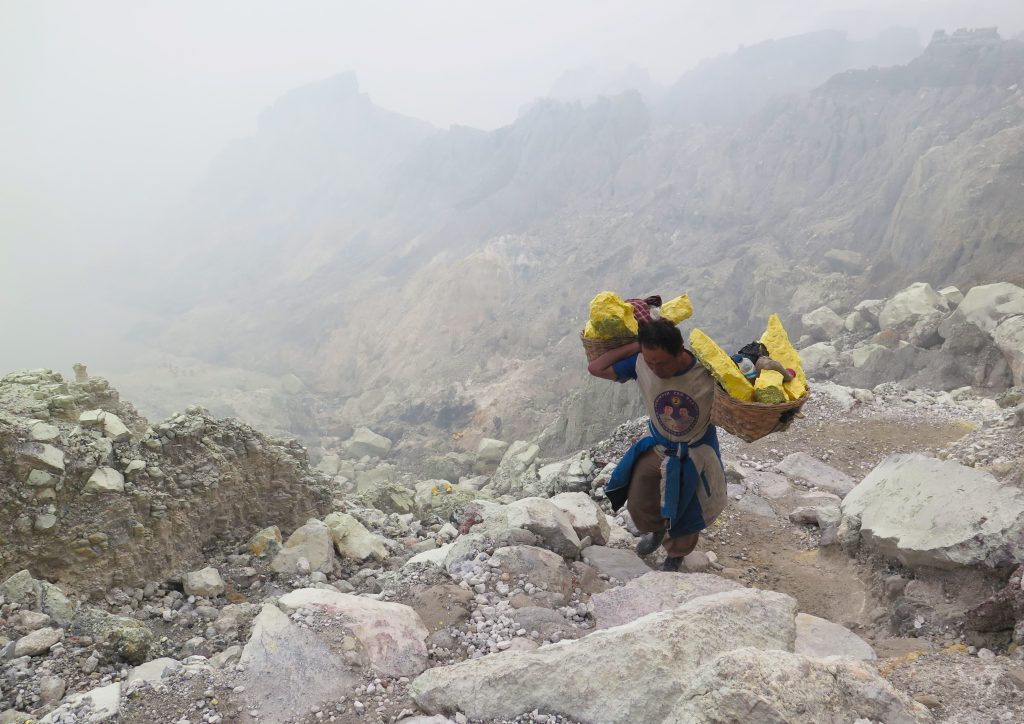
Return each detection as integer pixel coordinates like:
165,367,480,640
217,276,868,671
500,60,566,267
689,329,754,402
759,314,807,400
754,370,787,404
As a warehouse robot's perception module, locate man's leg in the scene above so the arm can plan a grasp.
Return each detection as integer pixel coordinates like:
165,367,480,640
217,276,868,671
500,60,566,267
626,449,666,555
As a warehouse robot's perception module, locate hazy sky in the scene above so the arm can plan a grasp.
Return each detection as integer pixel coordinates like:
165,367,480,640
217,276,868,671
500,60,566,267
2,0,1023,372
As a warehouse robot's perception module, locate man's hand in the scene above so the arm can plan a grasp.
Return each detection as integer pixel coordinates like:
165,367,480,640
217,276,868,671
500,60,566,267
587,341,640,380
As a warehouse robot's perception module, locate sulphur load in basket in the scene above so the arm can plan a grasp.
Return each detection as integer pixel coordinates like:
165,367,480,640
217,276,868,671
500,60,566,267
582,291,693,340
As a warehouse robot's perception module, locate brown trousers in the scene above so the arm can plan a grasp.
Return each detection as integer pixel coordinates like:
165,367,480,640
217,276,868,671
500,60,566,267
626,448,699,558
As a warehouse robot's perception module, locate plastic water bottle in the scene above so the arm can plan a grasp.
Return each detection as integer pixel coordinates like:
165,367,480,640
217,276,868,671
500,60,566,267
732,355,757,380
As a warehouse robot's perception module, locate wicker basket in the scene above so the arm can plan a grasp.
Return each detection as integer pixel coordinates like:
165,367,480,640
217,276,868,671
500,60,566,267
710,384,809,443
580,331,637,363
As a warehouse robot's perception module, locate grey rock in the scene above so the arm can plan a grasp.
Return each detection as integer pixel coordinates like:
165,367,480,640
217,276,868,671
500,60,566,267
879,282,948,330
0,570,74,626
270,518,335,574
549,492,610,545
735,494,775,518
506,497,582,557
580,545,652,582
669,647,928,723
841,454,1024,569
410,589,797,724
278,588,429,676
777,452,856,496
71,608,153,664
802,306,845,341
491,546,575,600
794,612,876,659
345,426,393,458
83,467,124,494
239,604,359,724
182,567,226,598
14,627,63,657
591,571,744,629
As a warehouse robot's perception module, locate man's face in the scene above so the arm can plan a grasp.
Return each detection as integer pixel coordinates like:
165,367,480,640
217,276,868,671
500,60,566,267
641,345,683,379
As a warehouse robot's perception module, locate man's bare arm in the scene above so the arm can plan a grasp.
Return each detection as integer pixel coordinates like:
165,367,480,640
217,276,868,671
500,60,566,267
587,341,641,380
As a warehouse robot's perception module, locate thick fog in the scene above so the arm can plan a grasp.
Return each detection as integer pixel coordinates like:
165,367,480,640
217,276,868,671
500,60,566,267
3,0,1024,376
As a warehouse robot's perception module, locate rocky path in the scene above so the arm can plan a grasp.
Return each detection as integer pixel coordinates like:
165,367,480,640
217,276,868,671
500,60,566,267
3,370,1024,723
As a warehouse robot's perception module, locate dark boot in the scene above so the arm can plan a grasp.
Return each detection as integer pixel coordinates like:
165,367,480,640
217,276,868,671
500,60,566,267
636,530,664,557
661,556,683,572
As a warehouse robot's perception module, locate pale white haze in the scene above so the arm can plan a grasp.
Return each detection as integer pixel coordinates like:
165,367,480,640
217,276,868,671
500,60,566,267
2,0,1023,373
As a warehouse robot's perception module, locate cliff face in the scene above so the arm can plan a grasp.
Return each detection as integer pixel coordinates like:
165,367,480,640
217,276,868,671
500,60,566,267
138,33,1024,449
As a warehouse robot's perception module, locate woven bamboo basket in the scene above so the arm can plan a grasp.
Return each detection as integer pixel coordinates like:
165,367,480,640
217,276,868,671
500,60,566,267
580,331,637,363
710,384,809,443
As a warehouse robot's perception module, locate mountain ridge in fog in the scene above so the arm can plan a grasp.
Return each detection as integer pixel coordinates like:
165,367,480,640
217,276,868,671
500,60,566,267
119,28,1024,452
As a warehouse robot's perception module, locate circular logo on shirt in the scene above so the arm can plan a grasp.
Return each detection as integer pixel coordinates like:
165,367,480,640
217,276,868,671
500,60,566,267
653,390,699,436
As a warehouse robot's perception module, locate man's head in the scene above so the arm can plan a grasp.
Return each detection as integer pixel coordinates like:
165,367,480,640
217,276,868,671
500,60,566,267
638,319,687,378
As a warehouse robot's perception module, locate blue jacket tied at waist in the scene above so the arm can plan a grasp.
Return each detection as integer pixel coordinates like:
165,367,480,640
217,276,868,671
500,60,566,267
605,422,721,537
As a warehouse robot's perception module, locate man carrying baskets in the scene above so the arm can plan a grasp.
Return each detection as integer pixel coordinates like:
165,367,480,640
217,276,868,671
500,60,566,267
588,318,727,571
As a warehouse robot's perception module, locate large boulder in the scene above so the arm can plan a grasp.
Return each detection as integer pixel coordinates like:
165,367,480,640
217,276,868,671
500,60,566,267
83,467,124,494
345,426,393,458
878,282,948,330
506,497,582,557
777,453,856,497
0,570,75,626
277,588,429,677
78,410,131,442
668,647,928,723
841,454,1024,569
409,589,797,723
239,604,360,724
799,343,840,374
182,567,225,598
591,571,744,629
270,518,335,574
549,492,610,545
993,315,1024,386
70,608,153,664
952,282,1024,334
475,438,509,466
489,545,574,601
801,306,845,341
324,511,389,561
487,441,540,495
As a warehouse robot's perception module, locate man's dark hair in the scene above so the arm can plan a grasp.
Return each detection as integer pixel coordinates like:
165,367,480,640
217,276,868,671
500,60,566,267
638,319,684,355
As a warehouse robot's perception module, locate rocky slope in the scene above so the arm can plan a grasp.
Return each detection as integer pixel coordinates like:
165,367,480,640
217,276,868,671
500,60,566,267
2,367,1024,723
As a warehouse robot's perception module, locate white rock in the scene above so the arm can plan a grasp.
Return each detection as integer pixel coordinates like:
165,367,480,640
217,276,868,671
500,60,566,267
777,452,856,497
878,282,948,329
993,314,1024,387
239,604,358,723
346,427,393,458
591,572,744,629
83,467,125,494
794,612,876,659
41,682,121,723
799,343,839,373
851,343,888,368
475,438,509,465
668,647,927,723
506,497,582,557
270,519,335,574
278,588,429,677
324,512,389,561
549,492,610,545
842,453,1024,569
801,307,845,341
405,543,454,568
14,626,63,656
30,421,60,442
410,589,797,723
953,282,1024,333
127,657,183,685
183,567,226,598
